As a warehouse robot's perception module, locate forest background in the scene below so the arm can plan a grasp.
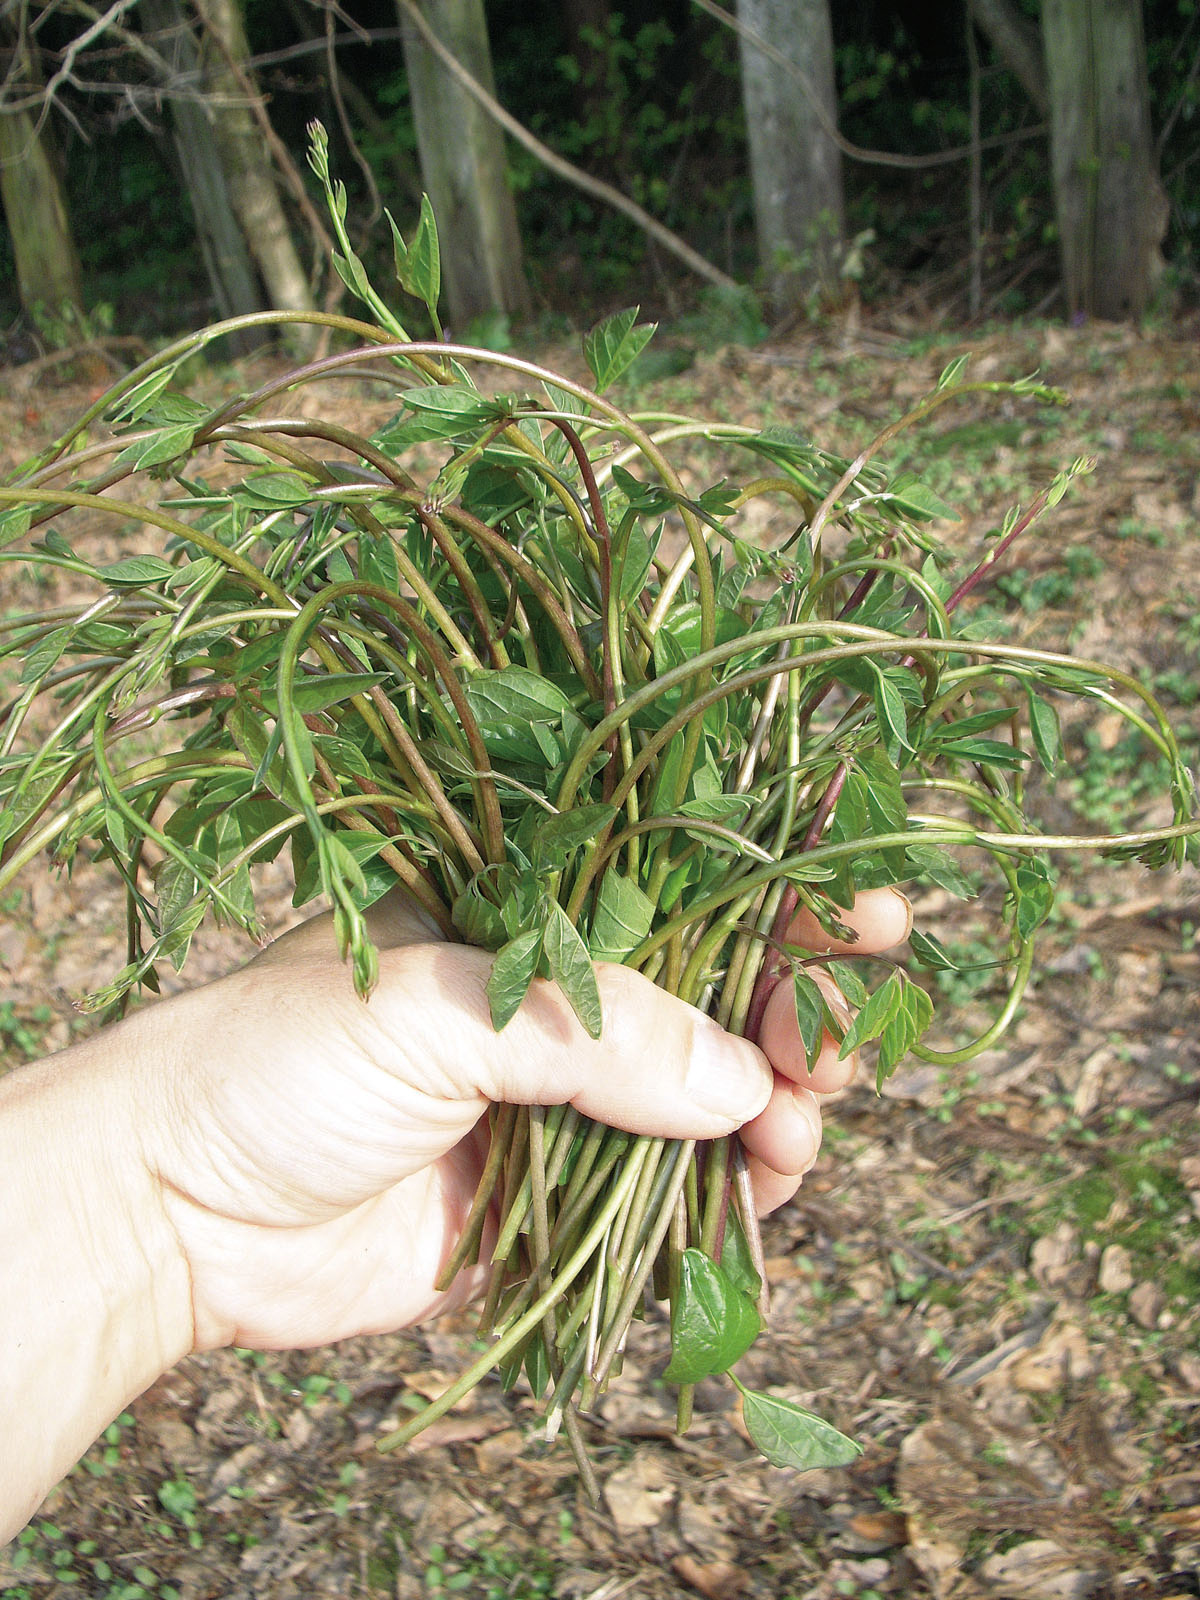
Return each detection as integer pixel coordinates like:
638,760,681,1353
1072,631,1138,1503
0,0,1197,358
2,5,1200,1599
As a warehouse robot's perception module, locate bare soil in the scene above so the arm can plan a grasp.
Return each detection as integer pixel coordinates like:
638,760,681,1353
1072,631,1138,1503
1,309,1199,1600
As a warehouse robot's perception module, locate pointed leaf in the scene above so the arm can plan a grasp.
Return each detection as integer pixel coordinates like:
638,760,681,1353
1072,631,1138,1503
544,901,602,1039
589,871,655,962
403,194,441,314
583,307,657,391
1027,691,1062,773
1014,857,1055,939
0,502,32,549
487,927,544,1031
664,1249,760,1383
838,969,904,1059
99,555,178,588
531,803,617,871
739,1388,861,1471
791,969,827,1070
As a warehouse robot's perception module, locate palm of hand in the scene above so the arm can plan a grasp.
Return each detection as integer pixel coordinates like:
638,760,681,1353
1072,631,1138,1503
150,901,494,1350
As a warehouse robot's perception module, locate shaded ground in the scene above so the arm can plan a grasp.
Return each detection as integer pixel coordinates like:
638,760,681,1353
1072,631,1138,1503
1,310,1199,1600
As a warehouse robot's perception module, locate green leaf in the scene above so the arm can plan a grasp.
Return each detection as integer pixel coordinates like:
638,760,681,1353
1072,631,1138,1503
332,248,372,300
675,793,754,825
106,366,175,425
738,1388,861,1471
908,928,958,970
875,975,934,1088
464,666,574,765
261,672,387,716
1026,691,1062,773
719,1210,763,1302
402,194,441,314
937,354,970,389
487,927,544,1031
399,384,494,424
386,208,409,285
115,423,195,471
98,555,177,588
531,803,616,871
237,472,315,509
0,502,32,549
589,871,655,962
19,626,71,685
886,473,958,522
931,735,1028,769
452,879,507,951
663,1250,760,1384
871,665,914,760
838,969,904,1059
583,307,657,392
544,901,603,1039
791,969,828,1070
1014,856,1055,939
823,958,868,1010
904,842,976,899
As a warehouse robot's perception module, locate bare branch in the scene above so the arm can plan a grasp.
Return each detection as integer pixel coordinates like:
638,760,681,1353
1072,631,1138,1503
692,0,1047,170
396,0,738,294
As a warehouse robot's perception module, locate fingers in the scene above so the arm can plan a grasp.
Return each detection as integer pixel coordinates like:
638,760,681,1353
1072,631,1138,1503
786,885,912,956
367,945,774,1144
740,887,914,1214
758,967,858,1094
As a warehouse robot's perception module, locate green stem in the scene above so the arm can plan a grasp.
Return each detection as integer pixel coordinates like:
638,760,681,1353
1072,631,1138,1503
378,1140,649,1453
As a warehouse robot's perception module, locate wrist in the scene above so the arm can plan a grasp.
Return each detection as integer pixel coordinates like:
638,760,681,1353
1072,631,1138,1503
0,1027,193,1539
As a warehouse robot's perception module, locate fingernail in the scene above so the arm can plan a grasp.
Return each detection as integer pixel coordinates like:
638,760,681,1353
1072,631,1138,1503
791,1088,823,1172
894,889,914,944
685,1018,770,1121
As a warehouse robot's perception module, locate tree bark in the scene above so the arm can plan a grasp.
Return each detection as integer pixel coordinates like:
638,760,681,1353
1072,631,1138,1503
1041,0,1168,320
0,106,85,322
398,0,530,329
193,0,315,320
0,22,84,322
139,0,265,330
735,0,844,313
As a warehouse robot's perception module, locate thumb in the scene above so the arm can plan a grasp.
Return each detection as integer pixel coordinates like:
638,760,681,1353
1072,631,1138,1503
371,942,773,1142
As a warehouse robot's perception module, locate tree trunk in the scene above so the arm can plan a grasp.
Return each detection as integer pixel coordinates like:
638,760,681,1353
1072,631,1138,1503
398,0,530,329
1041,0,1168,320
140,0,265,330
194,0,315,320
735,0,844,313
0,106,85,322
0,22,84,322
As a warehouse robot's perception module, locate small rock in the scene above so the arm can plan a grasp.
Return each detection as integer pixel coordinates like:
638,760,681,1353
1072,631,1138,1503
1030,1222,1094,1299
1129,1281,1167,1329
678,1494,737,1562
604,1451,675,1532
1098,1244,1134,1294
472,1426,524,1476
151,1414,205,1472
207,1441,265,1500
979,1537,1105,1599
1011,1322,1093,1394
284,1406,313,1449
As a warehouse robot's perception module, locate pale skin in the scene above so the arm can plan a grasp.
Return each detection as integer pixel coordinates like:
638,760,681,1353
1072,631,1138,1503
0,885,910,1544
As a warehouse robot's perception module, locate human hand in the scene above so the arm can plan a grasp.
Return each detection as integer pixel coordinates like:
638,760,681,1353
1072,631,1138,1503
128,886,910,1354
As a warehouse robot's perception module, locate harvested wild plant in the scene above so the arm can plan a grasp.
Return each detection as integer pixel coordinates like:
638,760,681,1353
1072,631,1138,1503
1,127,1195,1487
